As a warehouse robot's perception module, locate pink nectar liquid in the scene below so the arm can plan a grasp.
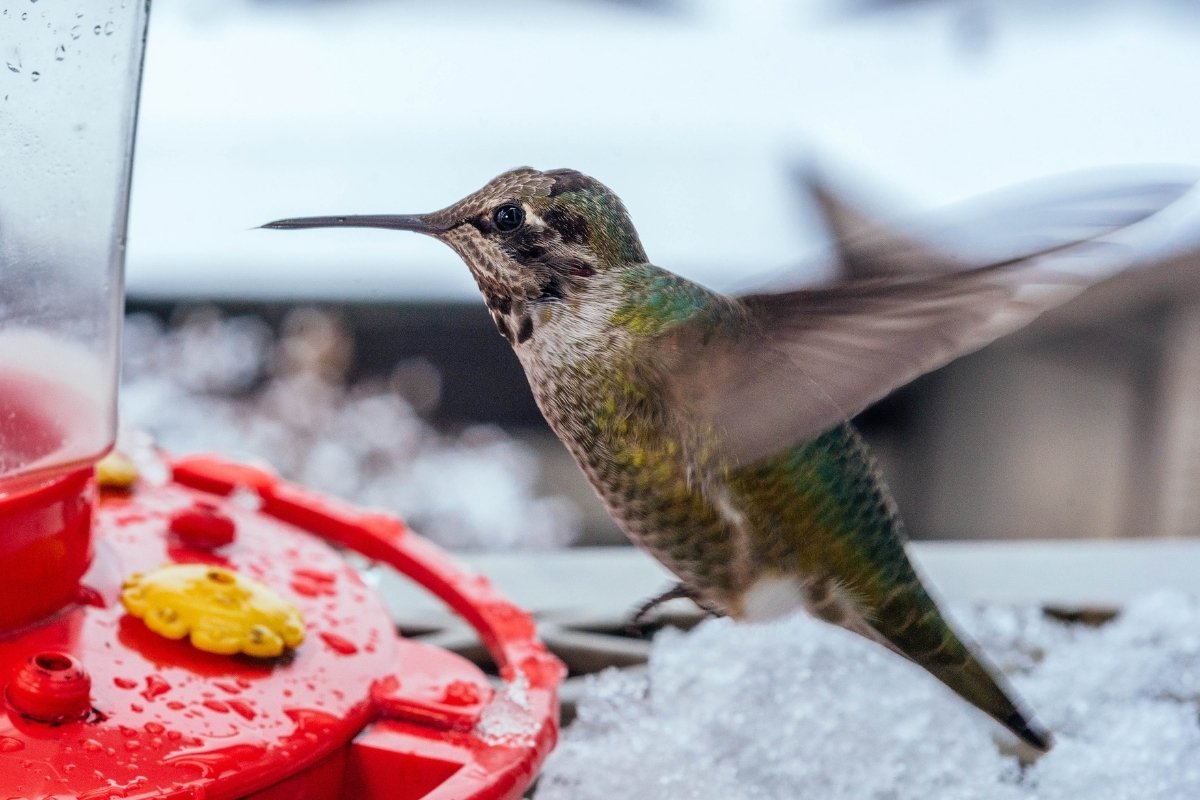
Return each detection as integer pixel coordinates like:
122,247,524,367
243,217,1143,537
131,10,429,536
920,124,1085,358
0,334,111,498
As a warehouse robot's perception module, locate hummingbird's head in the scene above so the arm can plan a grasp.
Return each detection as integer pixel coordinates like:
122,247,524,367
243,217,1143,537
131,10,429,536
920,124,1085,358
263,167,647,345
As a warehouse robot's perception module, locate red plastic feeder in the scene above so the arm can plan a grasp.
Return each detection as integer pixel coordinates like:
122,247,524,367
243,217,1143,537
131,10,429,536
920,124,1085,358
2,4,565,796
0,453,565,799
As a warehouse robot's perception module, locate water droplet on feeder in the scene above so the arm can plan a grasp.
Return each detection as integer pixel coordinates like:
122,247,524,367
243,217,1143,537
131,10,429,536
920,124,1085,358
55,45,65,61
442,679,484,706
29,71,39,82
70,25,80,38
203,699,230,714
142,673,171,700
228,699,257,720
5,61,19,74
318,630,358,655
92,24,100,34
103,21,113,35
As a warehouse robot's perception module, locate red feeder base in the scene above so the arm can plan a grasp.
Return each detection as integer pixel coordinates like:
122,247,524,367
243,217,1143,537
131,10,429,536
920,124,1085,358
0,455,565,799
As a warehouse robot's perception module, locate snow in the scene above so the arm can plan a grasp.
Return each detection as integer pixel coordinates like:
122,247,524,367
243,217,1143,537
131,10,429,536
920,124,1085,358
476,673,540,748
537,592,1200,799
119,309,579,550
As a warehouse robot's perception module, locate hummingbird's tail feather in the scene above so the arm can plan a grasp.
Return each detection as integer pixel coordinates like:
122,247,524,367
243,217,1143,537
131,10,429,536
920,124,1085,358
935,645,1052,752
1003,709,1053,753
730,424,1052,752
868,580,1052,752
797,568,1051,752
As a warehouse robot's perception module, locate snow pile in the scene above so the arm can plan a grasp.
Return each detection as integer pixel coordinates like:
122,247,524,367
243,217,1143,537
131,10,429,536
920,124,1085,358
538,592,1200,800
119,308,580,550
476,674,540,747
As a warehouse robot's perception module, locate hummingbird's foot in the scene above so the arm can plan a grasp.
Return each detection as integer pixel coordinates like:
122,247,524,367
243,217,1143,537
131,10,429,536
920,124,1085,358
626,582,722,637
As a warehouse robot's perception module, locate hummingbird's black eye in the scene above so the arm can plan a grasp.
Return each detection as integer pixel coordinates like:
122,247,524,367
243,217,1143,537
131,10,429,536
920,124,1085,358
493,204,525,232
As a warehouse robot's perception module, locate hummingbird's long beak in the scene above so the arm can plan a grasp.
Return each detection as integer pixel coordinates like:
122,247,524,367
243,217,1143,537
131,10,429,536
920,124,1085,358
259,213,445,235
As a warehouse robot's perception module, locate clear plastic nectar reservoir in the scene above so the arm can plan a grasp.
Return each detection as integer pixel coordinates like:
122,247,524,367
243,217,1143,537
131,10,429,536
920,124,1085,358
0,1,148,493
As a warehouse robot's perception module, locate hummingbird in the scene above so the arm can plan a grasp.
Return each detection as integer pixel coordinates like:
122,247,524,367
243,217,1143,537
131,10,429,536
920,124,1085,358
263,166,1192,753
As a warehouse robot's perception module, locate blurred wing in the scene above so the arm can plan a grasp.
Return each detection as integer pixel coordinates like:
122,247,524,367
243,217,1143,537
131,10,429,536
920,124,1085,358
798,166,1195,280
798,165,967,278
683,176,1197,466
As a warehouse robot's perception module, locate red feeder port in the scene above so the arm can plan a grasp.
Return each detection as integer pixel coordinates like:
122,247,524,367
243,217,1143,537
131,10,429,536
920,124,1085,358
169,500,238,550
0,453,565,799
5,651,92,724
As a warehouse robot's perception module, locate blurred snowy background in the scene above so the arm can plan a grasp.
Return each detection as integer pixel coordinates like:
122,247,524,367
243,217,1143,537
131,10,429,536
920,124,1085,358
121,0,1200,549
121,307,582,549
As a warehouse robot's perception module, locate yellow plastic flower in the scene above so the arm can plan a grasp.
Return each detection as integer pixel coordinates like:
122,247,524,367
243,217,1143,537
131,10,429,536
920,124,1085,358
121,564,305,658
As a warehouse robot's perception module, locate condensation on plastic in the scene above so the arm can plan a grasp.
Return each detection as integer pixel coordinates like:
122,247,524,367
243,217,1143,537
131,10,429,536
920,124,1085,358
0,1,148,493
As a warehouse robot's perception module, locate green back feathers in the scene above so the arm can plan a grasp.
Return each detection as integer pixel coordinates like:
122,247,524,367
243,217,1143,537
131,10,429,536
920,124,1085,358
609,266,740,336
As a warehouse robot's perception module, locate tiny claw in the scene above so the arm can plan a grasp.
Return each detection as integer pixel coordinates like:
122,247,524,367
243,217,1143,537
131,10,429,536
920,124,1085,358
625,582,720,637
